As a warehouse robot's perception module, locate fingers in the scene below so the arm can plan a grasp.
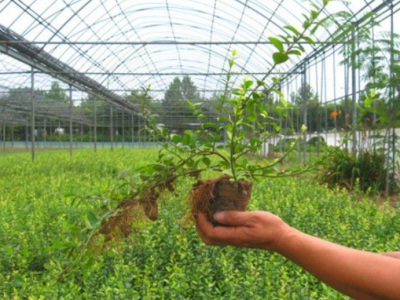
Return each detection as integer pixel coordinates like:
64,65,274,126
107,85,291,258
196,212,241,246
213,211,253,226
196,210,289,251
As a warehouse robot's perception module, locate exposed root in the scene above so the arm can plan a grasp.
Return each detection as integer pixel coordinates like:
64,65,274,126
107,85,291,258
98,198,142,242
189,175,252,224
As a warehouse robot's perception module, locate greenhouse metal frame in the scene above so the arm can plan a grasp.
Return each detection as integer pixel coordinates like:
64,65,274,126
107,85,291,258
0,1,399,182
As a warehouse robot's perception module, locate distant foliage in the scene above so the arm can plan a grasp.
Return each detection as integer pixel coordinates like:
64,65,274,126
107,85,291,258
307,136,327,147
316,147,397,194
306,136,327,152
273,138,297,152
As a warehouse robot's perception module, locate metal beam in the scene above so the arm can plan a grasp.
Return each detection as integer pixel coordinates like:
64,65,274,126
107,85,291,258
0,71,297,76
0,25,139,114
0,40,335,46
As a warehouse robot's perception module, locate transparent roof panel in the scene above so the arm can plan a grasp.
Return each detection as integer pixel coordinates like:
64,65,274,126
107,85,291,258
0,0,398,101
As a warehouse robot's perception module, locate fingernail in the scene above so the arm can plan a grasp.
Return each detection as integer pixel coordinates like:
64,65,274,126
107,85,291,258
213,211,225,221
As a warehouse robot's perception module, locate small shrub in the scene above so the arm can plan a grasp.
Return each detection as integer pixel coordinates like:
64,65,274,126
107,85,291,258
316,147,394,194
307,136,327,147
273,138,297,152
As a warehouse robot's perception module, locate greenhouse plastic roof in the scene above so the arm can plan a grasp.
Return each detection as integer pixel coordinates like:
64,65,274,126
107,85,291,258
0,0,398,104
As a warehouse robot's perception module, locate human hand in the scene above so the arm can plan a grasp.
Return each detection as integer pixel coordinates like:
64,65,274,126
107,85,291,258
195,210,291,251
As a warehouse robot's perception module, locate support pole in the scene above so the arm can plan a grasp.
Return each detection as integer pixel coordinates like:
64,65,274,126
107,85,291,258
11,125,14,148
69,85,73,156
351,26,358,154
2,121,5,151
131,114,134,147
386,3,395,196
138,115,141,145
43,118,47,144
302,65,308,165
31,67,36,162
110,105,114,151
122,109,125,148
94,97,97,152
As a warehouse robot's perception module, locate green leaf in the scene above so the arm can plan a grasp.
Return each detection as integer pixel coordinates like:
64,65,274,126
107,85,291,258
268,37,284,52
278,34,290,44
310,24,320,35
204,122,218,129
86,211,98,227
311,10,319,20
244,79,253,89
189,132,198,146
287,49,302,56
171,134,181,143
284,25,300,36
279,97,287,107
226,130,232,141
364,97,373,108
272,52,289,64
303,19,311,29
182,134,190,146
257,80,265,86
232,88,241,95
272,88,283,96
303,36,316,46
202,156,211,167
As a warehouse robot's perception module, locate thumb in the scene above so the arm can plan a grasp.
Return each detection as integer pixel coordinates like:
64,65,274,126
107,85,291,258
213,211,251,226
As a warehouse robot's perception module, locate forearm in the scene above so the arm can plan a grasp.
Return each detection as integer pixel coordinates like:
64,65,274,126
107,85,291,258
275,228,400,300
381,251,400,259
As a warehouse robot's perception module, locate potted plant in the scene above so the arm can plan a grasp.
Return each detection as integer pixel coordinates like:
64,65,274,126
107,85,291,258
96,1,330,241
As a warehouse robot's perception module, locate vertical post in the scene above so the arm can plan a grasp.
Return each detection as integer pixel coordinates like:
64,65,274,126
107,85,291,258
43,118,47,144
110,105,114,151
351,26,357,154
2,121,5,151
122,109,125,148
58,120,61,147
25,124,28,149
302,65,308,165
11,125,14,148
386,3,395,196
278,84,283,153
30,67,36,162
94,97,97,152
138,115,141,145
131,114,135,147
69,85,73,156
343,37,350,150
80,123,83,147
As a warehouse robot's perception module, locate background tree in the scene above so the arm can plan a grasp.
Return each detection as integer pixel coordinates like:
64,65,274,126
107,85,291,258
44,81,69,103
162,76,200,131
290,83,321,133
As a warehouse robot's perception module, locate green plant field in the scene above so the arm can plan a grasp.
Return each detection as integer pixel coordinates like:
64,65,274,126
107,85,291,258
0,149,399,299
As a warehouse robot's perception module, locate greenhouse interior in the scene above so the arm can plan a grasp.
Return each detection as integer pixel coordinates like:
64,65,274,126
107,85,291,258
1,0,400,298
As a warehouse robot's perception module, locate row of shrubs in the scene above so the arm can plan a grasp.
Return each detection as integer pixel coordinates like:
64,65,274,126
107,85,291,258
0,149,399,299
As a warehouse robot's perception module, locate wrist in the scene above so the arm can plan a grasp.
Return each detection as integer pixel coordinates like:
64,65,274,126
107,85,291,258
270,223,298,253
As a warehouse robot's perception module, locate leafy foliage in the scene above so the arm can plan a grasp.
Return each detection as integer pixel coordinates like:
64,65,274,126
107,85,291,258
122,3,333,222
0,149,399,299
315,147,398,194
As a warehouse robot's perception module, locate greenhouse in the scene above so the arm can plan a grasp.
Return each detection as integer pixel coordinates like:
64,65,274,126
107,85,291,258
1,0,400,298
